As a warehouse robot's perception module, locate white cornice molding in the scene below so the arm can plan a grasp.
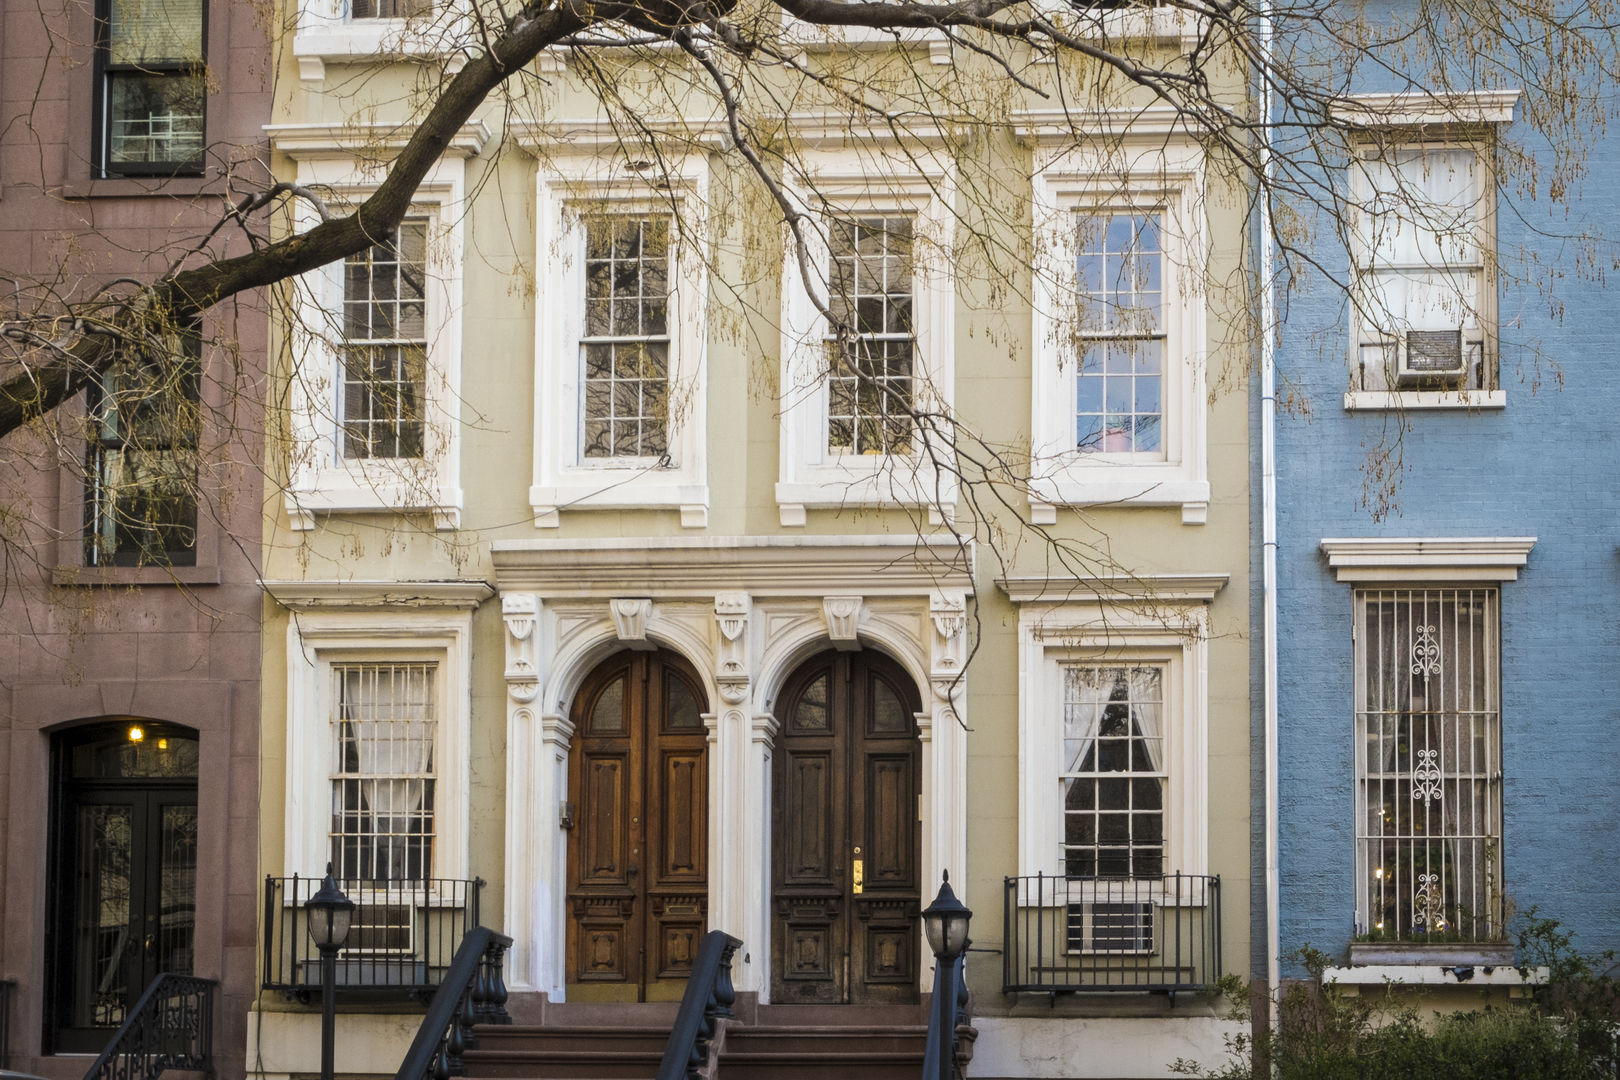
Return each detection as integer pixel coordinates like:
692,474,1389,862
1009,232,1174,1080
490,535,973,596
997,573,1229,604
1329,89,1521,127
506,117,729,152
261,579,495,611
1012,105,1198,141
266,121,491,160
1319,537,1536,582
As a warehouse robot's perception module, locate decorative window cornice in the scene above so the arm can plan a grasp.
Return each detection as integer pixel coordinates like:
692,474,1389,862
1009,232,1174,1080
1319,537,1536,582
266,121,491,160
997,573,1228,605
261,579,495,611
1329,90,1521,128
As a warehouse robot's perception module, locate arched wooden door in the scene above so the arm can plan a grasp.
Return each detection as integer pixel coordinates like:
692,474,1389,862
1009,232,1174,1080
566,648,708,1002
771,650,922,1004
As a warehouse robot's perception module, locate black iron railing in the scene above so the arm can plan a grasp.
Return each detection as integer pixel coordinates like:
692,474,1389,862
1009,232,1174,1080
1,978,13,1070
656,930,741,1080
1003,872,1221,997
394,927,512,1080
81,974,215,1080
263,876,483,997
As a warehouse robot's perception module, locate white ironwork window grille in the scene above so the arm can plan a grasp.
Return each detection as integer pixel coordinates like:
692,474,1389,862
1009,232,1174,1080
330,662,437,882
580,216,672,461
351,0,429,15
340,220,429,459
1351,146,1493,392
826,216,916,456
1074,214,1164,456
1355,588,1502,941
99,0,206,175
1061,665,1166,879
1066,901,1155,955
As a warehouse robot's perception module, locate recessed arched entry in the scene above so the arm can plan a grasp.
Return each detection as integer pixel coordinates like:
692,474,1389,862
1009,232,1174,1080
771,649,923,1004
46,719,199,1053
565,648,709,1002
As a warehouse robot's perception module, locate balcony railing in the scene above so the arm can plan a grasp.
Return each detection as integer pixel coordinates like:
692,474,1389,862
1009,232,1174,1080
262,876,483,999
1002,872,1221,998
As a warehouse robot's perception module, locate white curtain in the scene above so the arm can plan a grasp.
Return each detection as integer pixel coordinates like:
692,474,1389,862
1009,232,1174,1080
340,665,436,867
1063,666,1164,773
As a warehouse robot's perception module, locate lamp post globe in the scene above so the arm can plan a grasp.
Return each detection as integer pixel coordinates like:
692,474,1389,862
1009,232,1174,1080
921,870,972,960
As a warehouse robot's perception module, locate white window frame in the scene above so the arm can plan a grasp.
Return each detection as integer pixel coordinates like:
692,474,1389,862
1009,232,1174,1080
1345,139,1502,411
279,602,475,883
777,147,957,526
291,0,471,82
530,152,710,528
275,128,478,531
1009,589,1213,894
1029,141,1208,524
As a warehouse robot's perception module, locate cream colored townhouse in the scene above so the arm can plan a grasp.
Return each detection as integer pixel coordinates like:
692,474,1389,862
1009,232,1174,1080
249,9,1253,1078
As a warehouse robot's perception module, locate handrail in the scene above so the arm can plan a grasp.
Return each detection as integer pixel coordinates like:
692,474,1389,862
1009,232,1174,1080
81,974,216,1080
1,978,14,1071
394,926,512,1080
656,930,742,1080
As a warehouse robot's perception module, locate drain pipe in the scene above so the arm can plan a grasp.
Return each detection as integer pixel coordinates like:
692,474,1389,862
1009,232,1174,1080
1257,0,1282,1040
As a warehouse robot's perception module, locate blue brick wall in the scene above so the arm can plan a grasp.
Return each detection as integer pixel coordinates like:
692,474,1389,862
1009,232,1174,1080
1271,75,1620,970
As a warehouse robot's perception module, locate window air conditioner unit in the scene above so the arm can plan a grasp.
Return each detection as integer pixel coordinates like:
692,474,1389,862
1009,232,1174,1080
1396,329,1467,387
1066,901,1154,955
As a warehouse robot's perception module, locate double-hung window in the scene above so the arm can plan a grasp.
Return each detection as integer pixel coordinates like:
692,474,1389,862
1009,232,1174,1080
330,661,438,882
1350,145,1494,396
85,336,200,567
1074,215,1164,456
826,216,916,457
340,221,429,460
97,0,206,176
580,216,672,461
1354,587,1502,941
1061,665,1166,879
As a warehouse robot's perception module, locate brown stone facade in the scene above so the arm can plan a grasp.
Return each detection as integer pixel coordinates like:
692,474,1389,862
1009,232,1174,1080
0,0,270,1074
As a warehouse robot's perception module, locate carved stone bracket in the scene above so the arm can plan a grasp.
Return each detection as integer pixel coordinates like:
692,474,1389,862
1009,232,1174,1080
503,593,542,705
610,598,657,650
930,591,968,700
715,592,752,705
823,595,865,651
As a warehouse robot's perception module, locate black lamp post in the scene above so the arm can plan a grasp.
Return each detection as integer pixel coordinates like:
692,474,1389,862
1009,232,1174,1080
306,865,355,1080
921,871,972,1080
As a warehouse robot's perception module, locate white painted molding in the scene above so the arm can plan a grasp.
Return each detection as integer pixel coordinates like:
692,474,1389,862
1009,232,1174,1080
1329,89,1521,127
261,579,494,611
491,535,974,596
1324,965,1546,988
822,596,865,651
266,120,490,159
997,573,1229,605
609,598,657,649
1011,105,1195,141
1344,390,1507,412
1319,537,1537,582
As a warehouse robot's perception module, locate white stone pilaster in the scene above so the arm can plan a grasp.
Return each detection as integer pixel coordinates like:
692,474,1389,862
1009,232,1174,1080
500,593,543,990
924,591,970,928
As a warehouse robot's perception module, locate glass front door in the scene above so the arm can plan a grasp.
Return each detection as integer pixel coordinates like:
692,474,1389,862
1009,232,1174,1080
50,722,198,1053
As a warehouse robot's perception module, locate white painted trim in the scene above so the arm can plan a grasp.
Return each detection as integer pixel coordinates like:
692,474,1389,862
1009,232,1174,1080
278,152,470,531
776,147,958,520
1012,600,1212,880
1324,964,1545,987
529,152,711,527
1319,537,1536,582
281,607,476,883
266,121,489,159
997,573,1228,604
289,0,473,82
1330,90,1521,127
1344,389,1506,411
1027,140,1210,521
262,579,494,610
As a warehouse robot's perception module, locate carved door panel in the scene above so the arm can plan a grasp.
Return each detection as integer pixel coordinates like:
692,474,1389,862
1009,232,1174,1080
567,649,708,1002
771,651,921,1005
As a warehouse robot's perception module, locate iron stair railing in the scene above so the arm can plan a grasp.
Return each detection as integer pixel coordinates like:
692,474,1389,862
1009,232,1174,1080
81,974,216,1080
656,930,741,1080
394,927,512,1080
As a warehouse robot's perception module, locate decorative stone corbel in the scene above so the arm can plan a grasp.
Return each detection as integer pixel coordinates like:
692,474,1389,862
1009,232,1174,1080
823,596,865,651
610,598,657,650
930,591,968,702
715,592,752,705
503,593,541,704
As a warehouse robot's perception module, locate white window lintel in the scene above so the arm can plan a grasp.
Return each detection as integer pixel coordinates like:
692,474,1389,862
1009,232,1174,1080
1330,89,1521,128
1319,537,1536,582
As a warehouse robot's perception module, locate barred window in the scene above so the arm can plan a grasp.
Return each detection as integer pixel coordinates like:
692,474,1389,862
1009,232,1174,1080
1061,666,1165,878
826,216,915,456
1074,214,1163,455
581,216,670,460
1355,588,1502,940
340,221,428,459
85,336,200,567
331,663,437,881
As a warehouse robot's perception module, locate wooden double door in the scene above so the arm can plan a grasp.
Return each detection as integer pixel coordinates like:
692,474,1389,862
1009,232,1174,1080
771,650,923,1005
567,649,709,1001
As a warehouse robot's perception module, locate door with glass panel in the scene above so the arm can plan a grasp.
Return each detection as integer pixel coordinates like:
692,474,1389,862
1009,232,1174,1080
770,650,922,1005
49,722,199,1053
566,649,708,1002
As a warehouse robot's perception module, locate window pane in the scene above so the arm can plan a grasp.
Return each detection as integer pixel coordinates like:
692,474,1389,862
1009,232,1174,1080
341,222,429,459
579,217,672,460
109,0,203,63
1072,214,1166,455
825,216,915,456
330,663,438,882
107,72,204,167
1059,665,1166,880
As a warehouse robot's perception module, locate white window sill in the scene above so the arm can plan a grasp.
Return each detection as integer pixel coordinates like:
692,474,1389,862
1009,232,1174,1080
1028,473,1211,525
1344,390,1506,412
529,481,710,529
285,482,463,531
774,470,954,526
1324,964,1546,989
